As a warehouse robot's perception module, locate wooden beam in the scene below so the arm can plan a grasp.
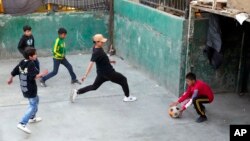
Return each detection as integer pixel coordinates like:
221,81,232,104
47,3,52,11
228,0,250,13
0,0,4,13
191,5,250,23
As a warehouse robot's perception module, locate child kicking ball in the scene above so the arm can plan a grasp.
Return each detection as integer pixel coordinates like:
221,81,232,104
70,34,137,103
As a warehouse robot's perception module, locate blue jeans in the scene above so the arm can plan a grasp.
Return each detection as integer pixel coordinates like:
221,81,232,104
42,58,77,82
20,96,39,125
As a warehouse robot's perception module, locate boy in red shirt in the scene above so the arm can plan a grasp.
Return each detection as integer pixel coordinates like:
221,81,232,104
170,72,214,123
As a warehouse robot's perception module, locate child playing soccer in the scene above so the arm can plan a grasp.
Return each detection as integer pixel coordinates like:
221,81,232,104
40,27,81,87
18,25,40,72
170,72,214,123
70,34,137,103
7,47,48,134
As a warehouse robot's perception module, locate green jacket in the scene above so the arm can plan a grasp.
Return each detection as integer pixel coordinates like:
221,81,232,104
53,37,66,59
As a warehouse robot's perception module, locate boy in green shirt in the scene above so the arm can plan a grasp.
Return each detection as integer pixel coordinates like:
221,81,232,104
40,28,80,87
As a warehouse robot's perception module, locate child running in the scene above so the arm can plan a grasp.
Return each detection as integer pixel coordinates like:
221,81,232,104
40,27,81,87
70,34,137,103
7,47,48,134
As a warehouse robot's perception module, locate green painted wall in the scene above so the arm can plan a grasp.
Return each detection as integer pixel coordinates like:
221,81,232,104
0,12,109,58
114,0,186,95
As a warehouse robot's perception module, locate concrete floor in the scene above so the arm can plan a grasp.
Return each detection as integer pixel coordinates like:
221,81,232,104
0,55,250,141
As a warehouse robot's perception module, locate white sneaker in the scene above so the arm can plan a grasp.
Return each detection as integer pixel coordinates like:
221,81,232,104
29,117,42,123
70,89,78,103
17,123,31,134
123,96,137,102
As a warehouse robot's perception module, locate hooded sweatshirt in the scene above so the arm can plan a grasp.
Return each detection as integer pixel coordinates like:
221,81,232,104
11,59,39,98
17,35,35,55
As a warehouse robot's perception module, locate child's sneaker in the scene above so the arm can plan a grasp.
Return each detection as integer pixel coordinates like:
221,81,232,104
70,89,78,103
196,115,207,123
40,79,47,87
71,80,81,85
123,96,137,102
17,123,31,134
29,117,42,123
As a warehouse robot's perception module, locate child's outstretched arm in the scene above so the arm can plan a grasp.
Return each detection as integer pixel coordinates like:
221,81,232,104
170,101,180,107
110,60,116,64
181,89,198,111
81,61,94,82
7,64,20,85
170,92,191,107
170,87,192,107
35,70,48,79
7,76,14,85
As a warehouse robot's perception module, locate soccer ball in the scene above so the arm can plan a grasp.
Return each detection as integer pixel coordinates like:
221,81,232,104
168,106,181,118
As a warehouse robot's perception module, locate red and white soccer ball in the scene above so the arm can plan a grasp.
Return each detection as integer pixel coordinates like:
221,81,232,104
168,106,181,118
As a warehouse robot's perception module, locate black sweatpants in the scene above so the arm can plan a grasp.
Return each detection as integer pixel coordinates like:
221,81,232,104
77,71,129,97
193,96,210,117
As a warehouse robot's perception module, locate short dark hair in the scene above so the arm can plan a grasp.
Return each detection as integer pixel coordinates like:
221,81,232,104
58,28,67,34
24,47,36,59
186,72,196,81
23,25,32,32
